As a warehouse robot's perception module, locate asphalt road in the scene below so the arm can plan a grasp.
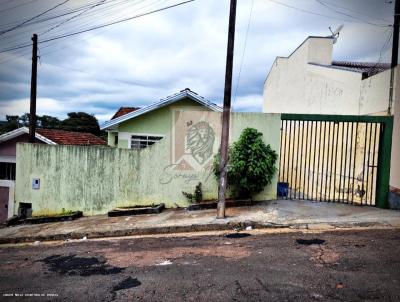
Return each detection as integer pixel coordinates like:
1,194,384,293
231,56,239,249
0,228,399,302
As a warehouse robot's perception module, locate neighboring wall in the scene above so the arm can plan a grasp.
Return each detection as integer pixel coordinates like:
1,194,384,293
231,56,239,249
16,112,281,216
263,37,390,115
390,68,400,190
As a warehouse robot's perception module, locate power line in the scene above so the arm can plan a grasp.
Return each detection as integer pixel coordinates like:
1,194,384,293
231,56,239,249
0,0,194,54
267,0,391,27
0,0,39,14
315,0,390,27
40,0,107,35
318,0,392,23
0,0,70,36
233,0,254,107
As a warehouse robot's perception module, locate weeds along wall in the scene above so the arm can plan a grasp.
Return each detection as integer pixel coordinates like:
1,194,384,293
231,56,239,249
15,112,281,216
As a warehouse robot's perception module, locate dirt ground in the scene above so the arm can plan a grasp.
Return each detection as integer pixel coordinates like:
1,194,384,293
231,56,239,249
0,228,399,301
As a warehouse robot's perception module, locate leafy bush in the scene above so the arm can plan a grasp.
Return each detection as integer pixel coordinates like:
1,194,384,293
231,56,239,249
213,128,278,199
182,182,203,203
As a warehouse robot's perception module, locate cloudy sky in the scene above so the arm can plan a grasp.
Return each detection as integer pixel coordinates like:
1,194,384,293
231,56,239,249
0,0,394,123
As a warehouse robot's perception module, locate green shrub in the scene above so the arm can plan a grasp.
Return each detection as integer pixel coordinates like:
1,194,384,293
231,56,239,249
182,182,203,203
213,128,278,199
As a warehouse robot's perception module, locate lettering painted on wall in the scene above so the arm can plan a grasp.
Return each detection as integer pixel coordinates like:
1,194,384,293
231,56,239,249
159,110,220,185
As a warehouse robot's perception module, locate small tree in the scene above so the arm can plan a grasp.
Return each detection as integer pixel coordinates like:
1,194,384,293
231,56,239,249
214,128,278,199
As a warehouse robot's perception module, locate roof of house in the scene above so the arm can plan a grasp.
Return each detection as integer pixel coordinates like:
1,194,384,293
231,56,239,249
111,107,140,119
0,127,106,145
36,128,106,145
265,35,390,83
331,61,391,78
101,88,222,131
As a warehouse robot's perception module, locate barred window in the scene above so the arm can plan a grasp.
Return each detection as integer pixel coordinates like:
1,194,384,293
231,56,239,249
131,135,163,149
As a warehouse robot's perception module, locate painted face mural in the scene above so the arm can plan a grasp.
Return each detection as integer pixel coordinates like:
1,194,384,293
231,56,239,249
186,121,215,165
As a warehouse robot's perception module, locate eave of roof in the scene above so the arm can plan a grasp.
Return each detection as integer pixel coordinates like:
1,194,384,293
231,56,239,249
100,89,222,131
0,127,57,145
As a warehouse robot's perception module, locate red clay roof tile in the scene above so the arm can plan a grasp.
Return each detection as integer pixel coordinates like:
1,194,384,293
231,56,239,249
112,107,140,119
36,129,106,145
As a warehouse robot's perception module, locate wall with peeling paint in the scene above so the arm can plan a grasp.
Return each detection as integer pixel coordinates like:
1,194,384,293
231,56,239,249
15,112,281,216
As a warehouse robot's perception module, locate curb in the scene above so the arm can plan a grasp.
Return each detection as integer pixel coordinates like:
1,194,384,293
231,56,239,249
0,221,397,244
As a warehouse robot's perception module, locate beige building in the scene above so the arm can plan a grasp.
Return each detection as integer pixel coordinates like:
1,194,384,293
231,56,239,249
263,36,399,205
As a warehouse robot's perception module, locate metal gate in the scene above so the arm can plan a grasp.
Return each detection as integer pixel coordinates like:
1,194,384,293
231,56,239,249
279,114,393,208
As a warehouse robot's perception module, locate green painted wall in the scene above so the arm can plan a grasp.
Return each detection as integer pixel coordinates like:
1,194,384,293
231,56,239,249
109,98,209,149
15,112,281,216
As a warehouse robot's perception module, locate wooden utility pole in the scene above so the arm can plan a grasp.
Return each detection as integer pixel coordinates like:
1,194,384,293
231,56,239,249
29,33,38,143
389,0,399,115
217,0,237,219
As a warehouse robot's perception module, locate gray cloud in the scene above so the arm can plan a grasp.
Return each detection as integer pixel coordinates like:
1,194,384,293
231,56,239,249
0,0,394,122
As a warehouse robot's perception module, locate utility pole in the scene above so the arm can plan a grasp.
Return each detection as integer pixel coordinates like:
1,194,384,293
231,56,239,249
29,33,38,143
389,0,399,115
217,0,237,219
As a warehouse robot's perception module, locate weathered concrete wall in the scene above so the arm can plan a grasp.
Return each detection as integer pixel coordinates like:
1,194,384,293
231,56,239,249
16,112,281,216
263,37,389,116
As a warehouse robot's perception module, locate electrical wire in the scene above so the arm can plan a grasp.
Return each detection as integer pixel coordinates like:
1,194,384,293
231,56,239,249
233,0,254,108
317,0,392,23
0,0,39,14
267,0,391,27
0,0,194,55
0,0,70,36
315,0,390,27
40,0,107,35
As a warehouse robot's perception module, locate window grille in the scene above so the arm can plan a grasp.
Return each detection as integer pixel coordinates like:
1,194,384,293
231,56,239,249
131,135,163,149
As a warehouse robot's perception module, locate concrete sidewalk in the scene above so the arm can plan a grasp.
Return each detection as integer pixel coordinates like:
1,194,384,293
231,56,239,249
1,199,400,244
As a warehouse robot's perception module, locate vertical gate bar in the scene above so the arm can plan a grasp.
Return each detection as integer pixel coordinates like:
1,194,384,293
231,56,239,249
307,121,313,199
287,120,292,197
333,122,339,202
291,120,297,199
374,123,382,204
316,121,322,201
284,120,289,185
370,123,378,204
320,121,327,202
338,122,344,203
290,120,296,199
343,122,350,203
325,122,331,202
309,121,314,199
328,122,335,202
361,123,368,205
304,121,309,199
366,123,373,205
295,120,301,199
279,121,283,182
347,122,354,204
299,121,304,199
312,121,317,200
352,122,359,204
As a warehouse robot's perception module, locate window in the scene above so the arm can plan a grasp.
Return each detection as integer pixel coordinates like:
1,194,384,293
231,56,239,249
0,162,16,180
131,135,163,149
114,134,118,146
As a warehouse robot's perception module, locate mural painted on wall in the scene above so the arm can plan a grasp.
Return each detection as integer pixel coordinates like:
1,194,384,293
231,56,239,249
159,110,221,186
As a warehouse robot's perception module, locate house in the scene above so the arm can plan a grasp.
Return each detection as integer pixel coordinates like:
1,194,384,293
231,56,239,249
16,90,280,215
0,127,106,223
262,35,400,208
101,88,222,149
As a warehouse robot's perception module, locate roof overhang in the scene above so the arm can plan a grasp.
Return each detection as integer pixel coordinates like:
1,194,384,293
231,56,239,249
0,127,57,145
100,90,222,131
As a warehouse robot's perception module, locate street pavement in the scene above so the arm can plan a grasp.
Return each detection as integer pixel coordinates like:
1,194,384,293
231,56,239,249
0,228,399,301
1,199,400,243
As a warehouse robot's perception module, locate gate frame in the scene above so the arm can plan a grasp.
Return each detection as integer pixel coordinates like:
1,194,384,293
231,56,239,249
281,114,394,209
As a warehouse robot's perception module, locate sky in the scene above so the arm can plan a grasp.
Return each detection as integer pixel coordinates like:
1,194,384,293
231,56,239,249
0,0,395,124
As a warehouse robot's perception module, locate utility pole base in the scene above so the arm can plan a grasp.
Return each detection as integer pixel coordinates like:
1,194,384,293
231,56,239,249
217,202,226,219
